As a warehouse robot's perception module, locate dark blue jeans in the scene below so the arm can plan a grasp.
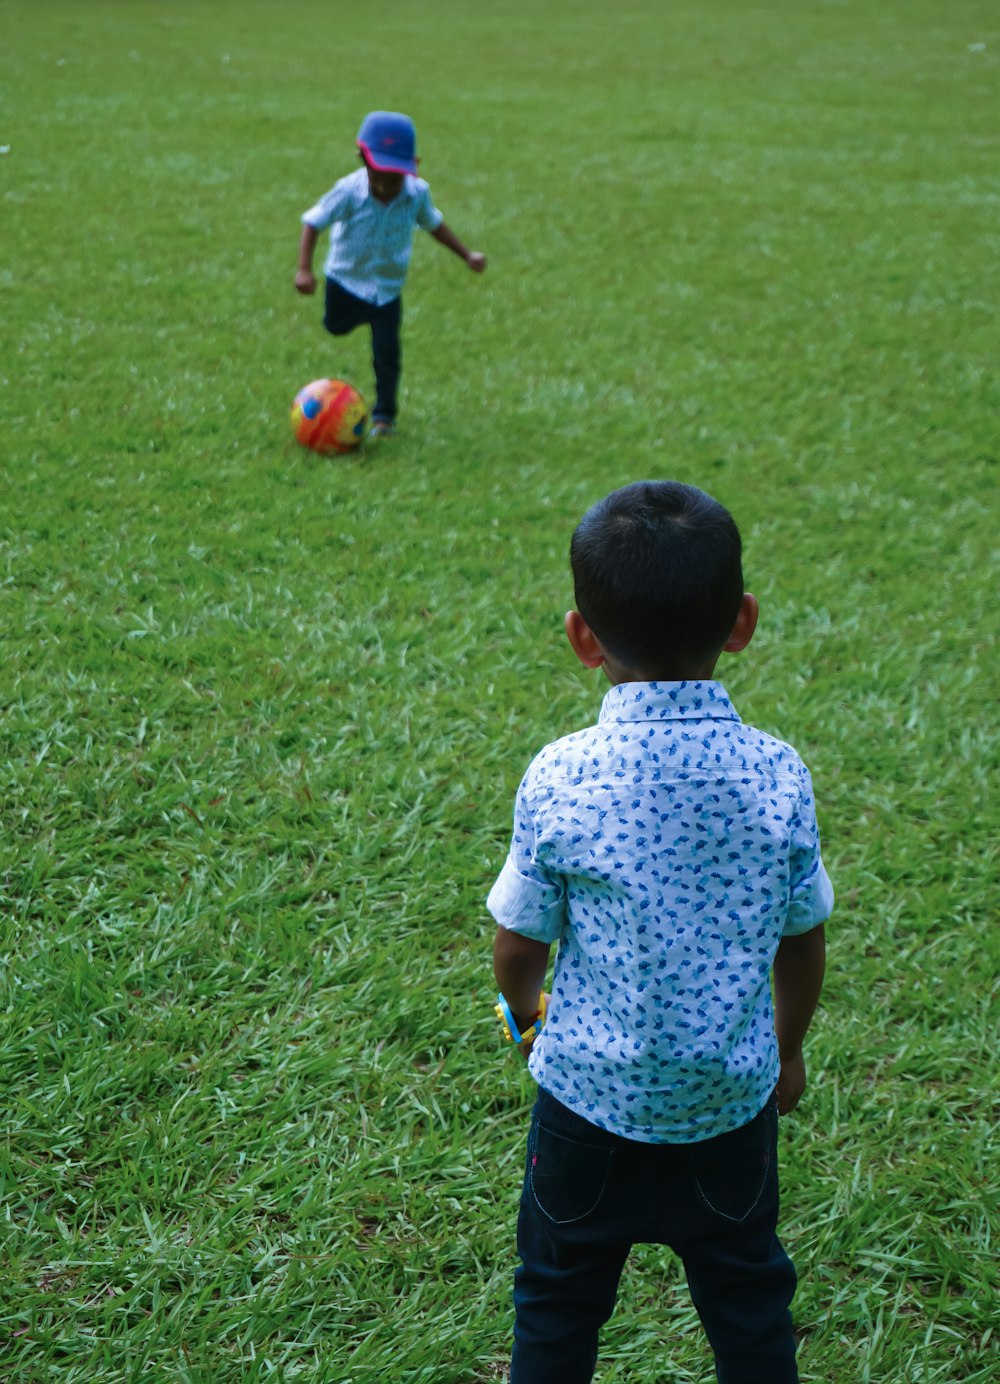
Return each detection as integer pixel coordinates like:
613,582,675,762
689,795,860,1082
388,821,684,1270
511,1087,798,1384
323,278,402,423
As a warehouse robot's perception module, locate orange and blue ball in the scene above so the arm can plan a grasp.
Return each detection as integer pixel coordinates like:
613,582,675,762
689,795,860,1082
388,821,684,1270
291,379,369,455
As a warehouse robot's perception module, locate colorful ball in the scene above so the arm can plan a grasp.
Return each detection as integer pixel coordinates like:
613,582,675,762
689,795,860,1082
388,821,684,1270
291,378,369,455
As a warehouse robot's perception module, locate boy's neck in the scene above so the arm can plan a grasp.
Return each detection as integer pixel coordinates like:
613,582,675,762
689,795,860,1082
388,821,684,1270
603,656,722,686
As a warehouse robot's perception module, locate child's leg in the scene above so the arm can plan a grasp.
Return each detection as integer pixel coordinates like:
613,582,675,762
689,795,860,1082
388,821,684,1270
676,1099,799,1384
369,297,402,423
510,1090,631,1384
684,1230,797,1384
322,279,367,337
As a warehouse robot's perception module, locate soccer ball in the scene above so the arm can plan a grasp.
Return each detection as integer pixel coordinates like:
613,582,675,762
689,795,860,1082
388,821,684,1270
291,378,369,455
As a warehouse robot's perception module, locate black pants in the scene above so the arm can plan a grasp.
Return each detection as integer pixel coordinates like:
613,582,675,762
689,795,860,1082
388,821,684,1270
323,279,402,423
511,1087,798,1384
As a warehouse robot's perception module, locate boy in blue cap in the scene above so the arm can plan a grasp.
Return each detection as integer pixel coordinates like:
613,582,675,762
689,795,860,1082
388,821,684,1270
490,480,833,1384
295,111,486,437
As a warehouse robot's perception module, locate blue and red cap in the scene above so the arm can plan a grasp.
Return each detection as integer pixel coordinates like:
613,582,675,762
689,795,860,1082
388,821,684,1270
357,111,418,176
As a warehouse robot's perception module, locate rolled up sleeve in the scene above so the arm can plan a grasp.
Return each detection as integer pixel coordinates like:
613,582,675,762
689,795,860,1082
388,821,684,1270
487,776,566,943
487,855,565,942
301,182,350,230
783,766,835,936
414,183,444,232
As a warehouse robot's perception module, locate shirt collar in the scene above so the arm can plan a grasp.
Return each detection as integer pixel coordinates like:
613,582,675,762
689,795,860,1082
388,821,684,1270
597,680,741,725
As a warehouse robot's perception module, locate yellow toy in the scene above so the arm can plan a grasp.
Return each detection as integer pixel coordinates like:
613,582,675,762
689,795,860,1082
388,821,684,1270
495,992,547,1046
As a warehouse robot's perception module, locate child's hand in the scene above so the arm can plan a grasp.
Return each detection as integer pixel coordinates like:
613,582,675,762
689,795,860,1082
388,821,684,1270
466,251,487,273
295,269,317,295
775,1047,806,1115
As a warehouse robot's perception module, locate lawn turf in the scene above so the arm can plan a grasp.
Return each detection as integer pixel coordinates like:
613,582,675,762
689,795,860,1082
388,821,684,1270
1,0,997,1379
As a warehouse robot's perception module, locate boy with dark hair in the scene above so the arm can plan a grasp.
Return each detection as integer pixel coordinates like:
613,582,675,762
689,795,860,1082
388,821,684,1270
295,111,486,437
489,480,833,1384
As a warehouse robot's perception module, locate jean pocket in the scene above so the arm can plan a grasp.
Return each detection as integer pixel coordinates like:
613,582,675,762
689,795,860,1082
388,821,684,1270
688,1100,776,1224
528,1119,615,1226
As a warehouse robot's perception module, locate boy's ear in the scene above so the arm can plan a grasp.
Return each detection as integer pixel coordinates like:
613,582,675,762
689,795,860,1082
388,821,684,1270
723,593,759,653
565,610,606,669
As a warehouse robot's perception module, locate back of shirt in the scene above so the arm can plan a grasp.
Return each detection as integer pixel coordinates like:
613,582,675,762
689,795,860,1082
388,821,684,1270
487,680,833,1144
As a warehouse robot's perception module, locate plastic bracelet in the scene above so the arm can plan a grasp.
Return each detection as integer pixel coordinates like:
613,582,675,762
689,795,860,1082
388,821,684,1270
495,991,547,1045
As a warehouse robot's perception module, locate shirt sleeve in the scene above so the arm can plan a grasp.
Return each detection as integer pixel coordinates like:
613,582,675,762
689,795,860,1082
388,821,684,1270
783,763,834,936
487,776,566,943
301,181,351,230
414,181,444,233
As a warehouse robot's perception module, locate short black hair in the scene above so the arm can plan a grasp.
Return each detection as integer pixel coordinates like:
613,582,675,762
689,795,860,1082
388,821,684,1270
570,480,744,671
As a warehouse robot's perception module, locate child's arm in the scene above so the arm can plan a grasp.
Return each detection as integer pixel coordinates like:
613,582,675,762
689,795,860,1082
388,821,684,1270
772,923,826,1115
295,224,319,295
431,222,487,272
494,926,550,1057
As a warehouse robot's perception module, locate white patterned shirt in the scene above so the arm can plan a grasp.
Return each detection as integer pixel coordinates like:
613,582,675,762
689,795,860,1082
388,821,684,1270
302,167,444,306
488,680,834,1144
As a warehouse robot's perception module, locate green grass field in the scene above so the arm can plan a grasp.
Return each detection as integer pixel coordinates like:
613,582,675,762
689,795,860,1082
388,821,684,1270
1,1,997,1379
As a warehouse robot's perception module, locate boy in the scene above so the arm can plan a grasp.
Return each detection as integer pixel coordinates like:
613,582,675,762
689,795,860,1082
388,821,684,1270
294,110,486,437
489,481,833,1384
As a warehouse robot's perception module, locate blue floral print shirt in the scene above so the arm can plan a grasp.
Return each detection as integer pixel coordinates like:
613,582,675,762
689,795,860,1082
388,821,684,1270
302,168,444,306
488,680,834,1143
